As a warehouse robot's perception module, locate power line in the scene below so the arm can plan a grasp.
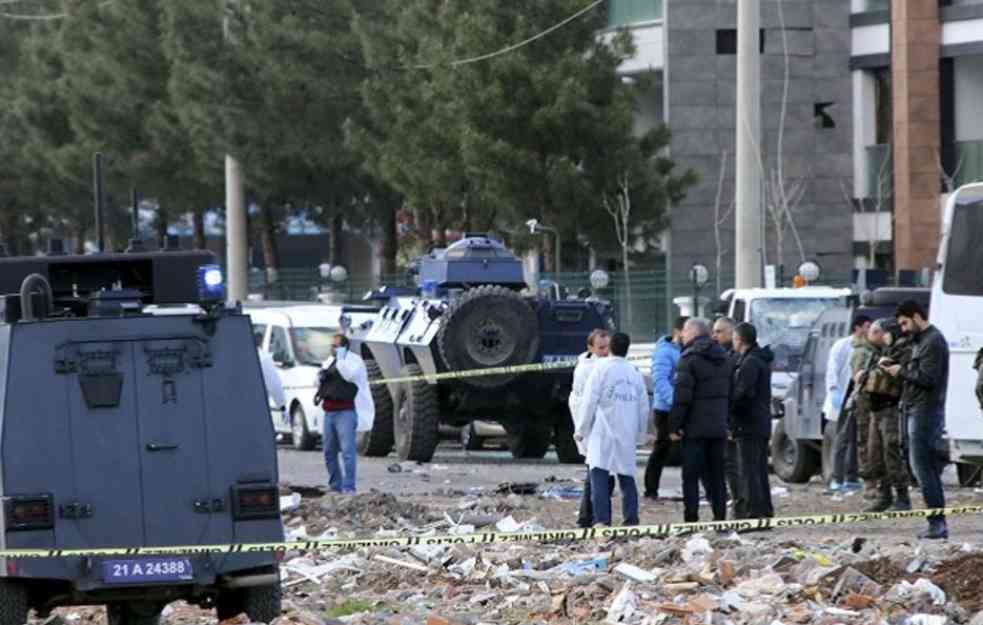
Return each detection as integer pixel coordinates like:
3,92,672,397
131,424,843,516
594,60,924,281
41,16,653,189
411,0,606,69
0,0,113,20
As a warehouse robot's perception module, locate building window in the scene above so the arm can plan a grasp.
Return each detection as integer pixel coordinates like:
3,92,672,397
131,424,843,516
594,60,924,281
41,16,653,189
715,29,766,55
814,102,836,129
607,0,663,28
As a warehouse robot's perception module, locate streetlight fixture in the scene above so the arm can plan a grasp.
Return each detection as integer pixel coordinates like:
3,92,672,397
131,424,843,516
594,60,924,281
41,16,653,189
690,262,710,318
797,260,821,286
526,218,561,275
589,269,610,291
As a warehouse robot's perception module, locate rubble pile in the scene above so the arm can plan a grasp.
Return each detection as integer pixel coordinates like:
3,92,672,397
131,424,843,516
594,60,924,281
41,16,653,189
28,491,983,625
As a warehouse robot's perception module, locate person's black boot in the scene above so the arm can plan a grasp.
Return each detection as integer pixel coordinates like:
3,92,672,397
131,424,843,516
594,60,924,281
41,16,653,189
864,489,893,513
918,520,948,540
890,487,912,511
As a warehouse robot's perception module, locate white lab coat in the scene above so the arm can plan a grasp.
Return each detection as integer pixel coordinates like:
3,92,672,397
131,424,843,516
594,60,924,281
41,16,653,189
575,356,649,477
823,336,854,421
258,349,286,410
568,351,599,456
319,351,376,432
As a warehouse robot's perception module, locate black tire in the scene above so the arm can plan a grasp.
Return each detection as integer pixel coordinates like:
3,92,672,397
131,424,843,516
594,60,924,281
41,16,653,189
356,360,394,457
437,285,540,389
107,603,162,625
0,581,28,625
393,364,440,462
217,583,282,624
507,421,552,459
958,462,983,487
461,423,485,451
291,404,316,451
771,419,819,484
821,421,836,486
553,408,584,464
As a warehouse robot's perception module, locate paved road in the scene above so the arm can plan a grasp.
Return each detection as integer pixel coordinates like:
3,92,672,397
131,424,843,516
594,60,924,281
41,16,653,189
277,442,682,496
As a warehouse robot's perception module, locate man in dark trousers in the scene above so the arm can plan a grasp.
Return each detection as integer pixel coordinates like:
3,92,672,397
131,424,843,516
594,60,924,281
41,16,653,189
670,318,732,523
645,316,688,500
730,322,775,522
883,300,950,539
711,316,741,514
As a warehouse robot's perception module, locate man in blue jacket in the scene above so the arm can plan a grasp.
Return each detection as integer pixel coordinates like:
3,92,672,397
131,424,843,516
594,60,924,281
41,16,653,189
644,316,688,499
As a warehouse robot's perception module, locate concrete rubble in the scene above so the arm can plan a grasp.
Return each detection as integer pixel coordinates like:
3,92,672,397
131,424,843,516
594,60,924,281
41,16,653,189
29,488,983,625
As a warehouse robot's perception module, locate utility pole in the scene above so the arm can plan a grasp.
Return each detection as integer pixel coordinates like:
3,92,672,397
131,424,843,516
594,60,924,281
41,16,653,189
735,0,763,288
223,0,248,302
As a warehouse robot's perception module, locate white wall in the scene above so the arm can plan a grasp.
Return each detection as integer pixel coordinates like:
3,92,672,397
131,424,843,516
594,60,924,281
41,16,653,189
631,74,664,136
955,55,983,142
852,69,878,198
609,24,665,73
851,24,890,56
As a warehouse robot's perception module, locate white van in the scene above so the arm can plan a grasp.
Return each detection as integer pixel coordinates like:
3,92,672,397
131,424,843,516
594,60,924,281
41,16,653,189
930,182,983,479
246,304,344,449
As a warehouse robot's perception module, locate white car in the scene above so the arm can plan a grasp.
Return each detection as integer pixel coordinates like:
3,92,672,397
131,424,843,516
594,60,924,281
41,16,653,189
246,304,346,450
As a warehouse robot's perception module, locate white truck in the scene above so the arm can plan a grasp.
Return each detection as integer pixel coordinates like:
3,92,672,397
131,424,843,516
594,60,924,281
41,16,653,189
931,182,983,484
717,286,852,411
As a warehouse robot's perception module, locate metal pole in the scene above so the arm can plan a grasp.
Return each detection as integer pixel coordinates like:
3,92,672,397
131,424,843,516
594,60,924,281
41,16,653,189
130,188,140,238
735,0,762,288
225,155,248,302
93,152,105,253
223,0,248,303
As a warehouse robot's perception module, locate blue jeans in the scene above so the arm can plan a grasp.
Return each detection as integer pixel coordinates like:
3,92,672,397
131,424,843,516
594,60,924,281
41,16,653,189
323,410,357,493
906,407,946,525
590,468,638,526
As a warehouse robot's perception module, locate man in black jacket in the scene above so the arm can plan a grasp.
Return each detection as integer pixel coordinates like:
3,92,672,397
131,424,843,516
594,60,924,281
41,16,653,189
670,318,732,523
730,323,775,521
882,299,949,539
712,316,741,516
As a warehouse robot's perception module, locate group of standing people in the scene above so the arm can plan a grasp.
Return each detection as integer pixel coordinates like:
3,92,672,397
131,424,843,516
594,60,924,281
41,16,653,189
571,316,776,529
825,300,950,539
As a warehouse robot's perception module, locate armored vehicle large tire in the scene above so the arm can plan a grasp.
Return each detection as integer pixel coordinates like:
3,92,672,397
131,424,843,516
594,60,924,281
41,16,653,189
107,603,162,625
771,419,819,484
291,404,316,451
356,360,394,457
0,581,28,625
437,286,540,388
217,583,282,623
553,409,584,464
393,364,440,462
506,421,552,459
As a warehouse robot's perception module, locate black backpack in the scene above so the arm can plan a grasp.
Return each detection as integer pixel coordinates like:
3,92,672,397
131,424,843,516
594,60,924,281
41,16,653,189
314,361,358,404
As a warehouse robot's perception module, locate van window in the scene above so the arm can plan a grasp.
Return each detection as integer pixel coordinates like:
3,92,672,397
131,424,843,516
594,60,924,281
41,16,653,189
290,327,337,366
732,299,747,321
270,326,291,364
943,201,983,296
252,324,267,349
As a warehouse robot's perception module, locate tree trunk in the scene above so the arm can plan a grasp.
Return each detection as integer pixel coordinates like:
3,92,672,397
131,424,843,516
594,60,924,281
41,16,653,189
541,234,554,273
0,210,18,256
380,199,398,277
258,203,280,290
155,207,169,248
622,242,633,328
414,205,431,248
73,225,86,255
192,206,206,250
431,206,446,247
328,213,343,266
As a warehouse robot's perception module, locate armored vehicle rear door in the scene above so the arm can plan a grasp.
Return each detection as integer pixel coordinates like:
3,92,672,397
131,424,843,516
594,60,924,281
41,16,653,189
61,338,211,548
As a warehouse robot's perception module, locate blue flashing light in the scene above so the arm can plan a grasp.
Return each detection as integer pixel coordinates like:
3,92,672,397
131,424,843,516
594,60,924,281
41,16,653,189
197,264,225,302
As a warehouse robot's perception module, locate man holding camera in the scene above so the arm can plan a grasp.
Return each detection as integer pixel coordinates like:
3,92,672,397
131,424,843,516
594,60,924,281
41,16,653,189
315,334,375,494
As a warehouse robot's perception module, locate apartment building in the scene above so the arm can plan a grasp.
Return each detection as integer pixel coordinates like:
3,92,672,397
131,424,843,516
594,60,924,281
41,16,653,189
608,0,856,285
851,0,983,275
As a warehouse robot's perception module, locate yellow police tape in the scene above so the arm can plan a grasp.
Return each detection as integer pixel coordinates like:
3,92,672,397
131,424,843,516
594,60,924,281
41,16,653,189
368,354,650,386
5,505,981,559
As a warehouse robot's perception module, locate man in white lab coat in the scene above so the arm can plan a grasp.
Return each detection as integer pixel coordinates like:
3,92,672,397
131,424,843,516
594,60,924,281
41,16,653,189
315,334,375,494
257,333,286,412
568,329,611,528
575,332,650,526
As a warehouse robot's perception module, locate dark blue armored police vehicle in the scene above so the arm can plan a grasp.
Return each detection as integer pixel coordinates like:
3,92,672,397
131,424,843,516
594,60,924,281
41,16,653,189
346,235,614,464
0,250,282,625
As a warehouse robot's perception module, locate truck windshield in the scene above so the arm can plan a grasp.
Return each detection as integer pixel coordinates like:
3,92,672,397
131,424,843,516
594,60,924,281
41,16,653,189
289,328,337,366
750,298,840,372
943,198,983,296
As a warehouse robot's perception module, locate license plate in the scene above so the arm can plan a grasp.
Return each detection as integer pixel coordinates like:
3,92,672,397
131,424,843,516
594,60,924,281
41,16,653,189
102,558,194,584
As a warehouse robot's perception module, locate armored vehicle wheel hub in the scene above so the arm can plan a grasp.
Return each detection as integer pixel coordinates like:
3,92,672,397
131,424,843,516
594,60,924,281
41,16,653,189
470,318,515,365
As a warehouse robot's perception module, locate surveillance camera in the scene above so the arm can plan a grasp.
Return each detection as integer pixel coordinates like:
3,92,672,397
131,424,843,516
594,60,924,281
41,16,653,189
525,219,538,233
